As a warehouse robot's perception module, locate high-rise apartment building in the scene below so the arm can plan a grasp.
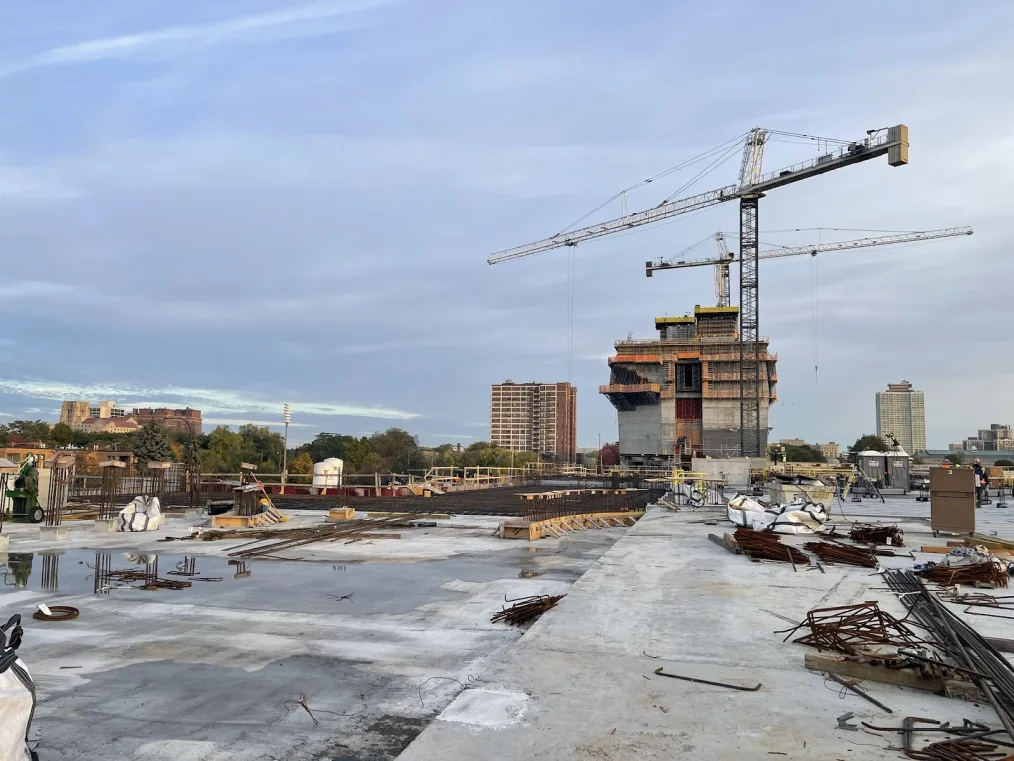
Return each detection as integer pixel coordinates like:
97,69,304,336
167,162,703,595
601,307,777,466
875,381,926,454
490,381,577,462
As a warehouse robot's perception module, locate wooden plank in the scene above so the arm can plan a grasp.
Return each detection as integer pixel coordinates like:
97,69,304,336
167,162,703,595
920,546,952,554
966,535,1014,550
708,533,741,555
804,653,944,692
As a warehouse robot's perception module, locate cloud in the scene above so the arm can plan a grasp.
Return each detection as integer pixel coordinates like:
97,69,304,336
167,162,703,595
0,282,75,299
0,379,419,420
0,0,395,79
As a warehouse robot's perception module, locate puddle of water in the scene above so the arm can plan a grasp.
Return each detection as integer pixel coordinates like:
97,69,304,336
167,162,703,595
0,549,565,615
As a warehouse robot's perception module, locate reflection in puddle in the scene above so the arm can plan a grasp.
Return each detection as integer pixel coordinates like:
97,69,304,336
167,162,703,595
93,554,226,593
1,553,33,589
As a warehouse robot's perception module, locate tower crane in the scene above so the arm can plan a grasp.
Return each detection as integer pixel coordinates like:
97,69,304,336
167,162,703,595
487,125,909,456
647,226,973,306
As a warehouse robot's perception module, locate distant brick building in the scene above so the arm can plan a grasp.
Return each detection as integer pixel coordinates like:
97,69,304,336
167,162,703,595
132,408,202,435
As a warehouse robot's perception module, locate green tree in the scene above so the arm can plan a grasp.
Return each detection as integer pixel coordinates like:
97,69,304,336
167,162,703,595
369,428,418,470
784,444,826,462
300,433,375,472
132,422,173,467
949,451,966,466
288,451,314,484
48,423,74,448
995,459,1014,467
0,426,9,447
847,435,888,461
5,419,51,443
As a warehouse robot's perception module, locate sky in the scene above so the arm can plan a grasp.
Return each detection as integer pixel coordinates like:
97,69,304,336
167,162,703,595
0,0,1011,449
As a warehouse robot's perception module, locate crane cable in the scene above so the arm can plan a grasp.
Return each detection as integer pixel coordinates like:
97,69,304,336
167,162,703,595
556,131,751,236
810,231,821,383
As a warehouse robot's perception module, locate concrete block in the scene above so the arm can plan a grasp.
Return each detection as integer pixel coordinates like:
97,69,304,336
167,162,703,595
0,534,8,552
93,518,118,533
39,526,69,541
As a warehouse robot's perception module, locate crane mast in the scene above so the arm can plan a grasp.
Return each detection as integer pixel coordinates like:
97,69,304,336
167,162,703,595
487,124,910,457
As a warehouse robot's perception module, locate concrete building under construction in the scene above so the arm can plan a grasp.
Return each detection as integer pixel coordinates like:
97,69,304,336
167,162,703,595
600,306,777,466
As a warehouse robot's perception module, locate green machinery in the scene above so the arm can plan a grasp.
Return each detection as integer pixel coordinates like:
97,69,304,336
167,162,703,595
3,456,45,524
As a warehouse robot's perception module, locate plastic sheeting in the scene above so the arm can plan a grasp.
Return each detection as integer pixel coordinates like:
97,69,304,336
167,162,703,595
727,494,830,535
0,616,34,761
117,496,162,532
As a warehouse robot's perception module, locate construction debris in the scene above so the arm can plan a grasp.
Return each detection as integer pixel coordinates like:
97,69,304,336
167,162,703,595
861,717,1008,760
918,559,1008,588
652,666,761,692
848,522,904,546
802,541,878,568
491,594,565,626
733,527,810,565
784,602,925,655
885,570,1014,738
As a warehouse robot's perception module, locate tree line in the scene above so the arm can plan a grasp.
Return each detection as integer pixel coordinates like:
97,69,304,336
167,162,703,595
2,419,594,476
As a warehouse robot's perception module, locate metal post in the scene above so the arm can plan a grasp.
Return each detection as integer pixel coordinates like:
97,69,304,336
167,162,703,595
281,403,291,495
739,194,763,458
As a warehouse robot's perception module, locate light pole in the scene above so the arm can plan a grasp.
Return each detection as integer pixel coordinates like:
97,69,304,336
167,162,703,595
281,403,291,494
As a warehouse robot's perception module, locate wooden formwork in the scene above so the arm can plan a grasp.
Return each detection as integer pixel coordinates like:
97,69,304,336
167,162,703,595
499,511,644,541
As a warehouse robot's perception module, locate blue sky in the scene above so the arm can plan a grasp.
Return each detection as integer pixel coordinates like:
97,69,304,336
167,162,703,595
0,1,1011,448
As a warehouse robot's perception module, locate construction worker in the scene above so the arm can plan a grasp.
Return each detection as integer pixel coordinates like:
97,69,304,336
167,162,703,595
973,459,986,506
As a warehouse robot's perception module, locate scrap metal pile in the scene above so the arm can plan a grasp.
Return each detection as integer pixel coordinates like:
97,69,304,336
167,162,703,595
733,527,809,566
849,522,904,546
491,594,566,626
802,540,878,568
918,558,1009,588
783,602,925,655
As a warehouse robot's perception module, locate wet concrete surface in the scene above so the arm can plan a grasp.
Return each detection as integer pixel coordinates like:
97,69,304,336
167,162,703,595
2,547,585,615
0,519,626,761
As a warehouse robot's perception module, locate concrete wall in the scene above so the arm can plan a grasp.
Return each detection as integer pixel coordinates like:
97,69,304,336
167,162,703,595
701,399,770,457
691,457,751,486
618,403,663,456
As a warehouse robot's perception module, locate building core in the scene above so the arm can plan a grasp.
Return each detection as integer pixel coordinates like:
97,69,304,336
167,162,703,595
601,306,776,467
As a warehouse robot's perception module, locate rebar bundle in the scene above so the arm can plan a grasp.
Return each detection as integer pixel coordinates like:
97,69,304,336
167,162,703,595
849,522,904,546
803,541,878,568
885,570,1014,739
784,602,925,655
918,561,1009,588
733,527,810,565
491,594,566,626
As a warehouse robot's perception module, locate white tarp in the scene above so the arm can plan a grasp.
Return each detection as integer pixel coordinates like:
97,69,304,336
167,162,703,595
117,496,162,532
0,616,34,761
727,494,829,535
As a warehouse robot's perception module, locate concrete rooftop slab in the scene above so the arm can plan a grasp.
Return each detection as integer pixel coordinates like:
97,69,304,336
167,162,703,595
397,508,1007,761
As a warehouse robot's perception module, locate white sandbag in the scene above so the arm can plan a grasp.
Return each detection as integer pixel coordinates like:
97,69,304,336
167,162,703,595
727,494,775,529
0,615,35,761
727,494,829,534
117,496,162,532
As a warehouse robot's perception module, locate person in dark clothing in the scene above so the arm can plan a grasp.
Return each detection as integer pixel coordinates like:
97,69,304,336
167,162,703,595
973,459,988,506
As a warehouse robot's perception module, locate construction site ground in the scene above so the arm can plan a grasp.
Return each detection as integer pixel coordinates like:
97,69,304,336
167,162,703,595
0,511,628,761
3,494,1013,760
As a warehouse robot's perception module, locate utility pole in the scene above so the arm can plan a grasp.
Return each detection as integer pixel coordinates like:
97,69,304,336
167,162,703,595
281,403,291,494
598,431,602,475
